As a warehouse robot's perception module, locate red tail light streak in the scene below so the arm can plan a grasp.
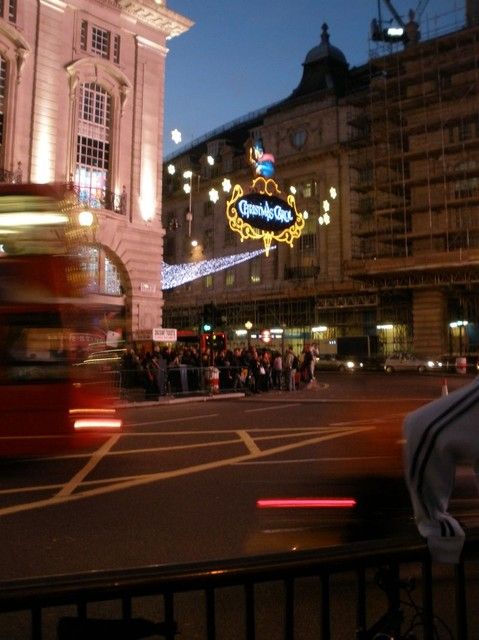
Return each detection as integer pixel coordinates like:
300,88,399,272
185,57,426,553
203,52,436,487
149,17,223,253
256,498,357,509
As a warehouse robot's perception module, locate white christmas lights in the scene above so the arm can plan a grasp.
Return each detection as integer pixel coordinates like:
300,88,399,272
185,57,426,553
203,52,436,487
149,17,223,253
162,246,276,290
171,129,182,144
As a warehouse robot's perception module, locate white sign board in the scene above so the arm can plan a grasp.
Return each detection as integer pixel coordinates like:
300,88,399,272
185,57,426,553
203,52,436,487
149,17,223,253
152,327,177,342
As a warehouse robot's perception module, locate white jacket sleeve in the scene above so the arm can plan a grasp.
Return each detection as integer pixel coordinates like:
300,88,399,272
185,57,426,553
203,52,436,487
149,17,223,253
403,376,479,563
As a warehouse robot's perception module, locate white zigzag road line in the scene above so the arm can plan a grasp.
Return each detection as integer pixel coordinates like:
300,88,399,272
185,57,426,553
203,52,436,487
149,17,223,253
0,425,374,518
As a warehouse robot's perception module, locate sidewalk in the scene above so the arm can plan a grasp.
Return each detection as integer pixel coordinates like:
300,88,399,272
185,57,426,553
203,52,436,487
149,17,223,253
115,379,326,409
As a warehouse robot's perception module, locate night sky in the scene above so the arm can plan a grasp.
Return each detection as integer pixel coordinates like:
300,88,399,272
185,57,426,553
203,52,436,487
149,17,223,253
163,0,464,157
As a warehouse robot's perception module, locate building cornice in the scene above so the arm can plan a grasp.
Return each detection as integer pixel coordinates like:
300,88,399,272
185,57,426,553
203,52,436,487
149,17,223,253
116,0,193,38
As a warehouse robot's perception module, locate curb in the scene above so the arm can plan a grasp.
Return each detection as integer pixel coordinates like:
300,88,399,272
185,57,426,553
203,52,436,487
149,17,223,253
115,392,245,409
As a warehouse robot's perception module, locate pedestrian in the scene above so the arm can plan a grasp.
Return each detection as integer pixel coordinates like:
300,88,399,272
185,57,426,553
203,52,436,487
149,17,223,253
272,351,283,389
284,346,297,392
403,376,479,563
301,346,314,386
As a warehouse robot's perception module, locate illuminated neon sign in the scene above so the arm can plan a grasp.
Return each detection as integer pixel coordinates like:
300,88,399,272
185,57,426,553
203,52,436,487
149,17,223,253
226,139,305,256
237,193,294,228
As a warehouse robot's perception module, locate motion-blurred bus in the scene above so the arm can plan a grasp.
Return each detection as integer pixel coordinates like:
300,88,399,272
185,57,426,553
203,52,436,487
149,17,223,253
176,329,227,353
0,183,122,456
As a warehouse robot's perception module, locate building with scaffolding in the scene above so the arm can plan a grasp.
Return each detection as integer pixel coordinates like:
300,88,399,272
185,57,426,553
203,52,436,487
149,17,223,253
162,1,478,358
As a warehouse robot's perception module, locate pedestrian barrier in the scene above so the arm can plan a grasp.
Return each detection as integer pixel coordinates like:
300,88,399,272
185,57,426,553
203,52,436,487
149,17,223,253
205,366,220,394
2,533,479,639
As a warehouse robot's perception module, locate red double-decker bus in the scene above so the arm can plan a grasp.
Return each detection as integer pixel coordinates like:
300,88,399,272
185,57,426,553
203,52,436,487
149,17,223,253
0,184,121,456
176,329,227,353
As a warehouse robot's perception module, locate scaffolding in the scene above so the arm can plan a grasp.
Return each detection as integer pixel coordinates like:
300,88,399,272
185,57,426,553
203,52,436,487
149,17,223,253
349,19,479,267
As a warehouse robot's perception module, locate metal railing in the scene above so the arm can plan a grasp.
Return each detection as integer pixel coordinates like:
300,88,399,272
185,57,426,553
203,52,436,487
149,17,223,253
1,534,478,639
71,184,127,215
117,365,252,401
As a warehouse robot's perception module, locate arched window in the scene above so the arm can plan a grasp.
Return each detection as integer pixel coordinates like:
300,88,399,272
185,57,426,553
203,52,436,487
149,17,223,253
75,82,112,208
78,245,122,296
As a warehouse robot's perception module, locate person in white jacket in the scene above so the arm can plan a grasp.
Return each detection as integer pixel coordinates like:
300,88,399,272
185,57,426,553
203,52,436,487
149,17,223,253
403,376,479,563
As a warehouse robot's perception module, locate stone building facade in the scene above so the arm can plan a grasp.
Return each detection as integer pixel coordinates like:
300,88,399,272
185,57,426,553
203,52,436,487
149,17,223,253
162,4,479,359
0,0,191,338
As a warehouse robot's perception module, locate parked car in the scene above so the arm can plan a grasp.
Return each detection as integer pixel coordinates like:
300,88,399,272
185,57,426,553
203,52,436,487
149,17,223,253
315,354,363,373
384,353,442,374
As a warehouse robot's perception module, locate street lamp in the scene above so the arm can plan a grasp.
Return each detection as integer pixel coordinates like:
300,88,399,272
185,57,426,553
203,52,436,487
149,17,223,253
183,170,194,236
245,320,252,348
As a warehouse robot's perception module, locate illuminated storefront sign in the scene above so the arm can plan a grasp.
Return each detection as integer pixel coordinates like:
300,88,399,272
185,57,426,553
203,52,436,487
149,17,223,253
226,139,305,255
236,193,294,229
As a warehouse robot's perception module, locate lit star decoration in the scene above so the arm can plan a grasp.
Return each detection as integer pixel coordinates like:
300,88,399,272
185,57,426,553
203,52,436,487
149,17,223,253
171,129,182,144
162,247,275,290
209,188,219,204
222,178,232,193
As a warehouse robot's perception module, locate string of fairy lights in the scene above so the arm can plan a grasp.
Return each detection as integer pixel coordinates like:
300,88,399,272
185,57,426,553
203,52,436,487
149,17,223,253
166,129,339,290
162,246,275,290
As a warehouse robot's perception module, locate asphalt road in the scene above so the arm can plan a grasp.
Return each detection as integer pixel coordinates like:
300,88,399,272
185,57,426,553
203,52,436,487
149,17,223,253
1,371,477,582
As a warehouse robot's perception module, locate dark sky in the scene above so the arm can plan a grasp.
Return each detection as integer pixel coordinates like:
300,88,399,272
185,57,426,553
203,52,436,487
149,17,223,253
163,1,464,157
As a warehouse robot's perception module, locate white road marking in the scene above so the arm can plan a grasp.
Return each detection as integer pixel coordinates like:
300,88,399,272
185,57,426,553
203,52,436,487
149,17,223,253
0,425,375,518
244,404,297,413
56,435,121,498
125,413,219,427
237,455,388,465
237,430,261,454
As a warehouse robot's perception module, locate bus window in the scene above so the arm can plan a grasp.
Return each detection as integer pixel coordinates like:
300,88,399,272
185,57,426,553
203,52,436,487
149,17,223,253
3,314,72,382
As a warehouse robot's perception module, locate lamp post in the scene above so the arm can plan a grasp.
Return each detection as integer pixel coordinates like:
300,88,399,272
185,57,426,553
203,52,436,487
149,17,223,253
183,170,194,237
245,320,252,349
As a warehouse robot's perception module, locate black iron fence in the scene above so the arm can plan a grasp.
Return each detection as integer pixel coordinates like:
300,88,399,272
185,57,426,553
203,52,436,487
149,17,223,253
71,184,127,215
1,535,479,639
116,365,257,401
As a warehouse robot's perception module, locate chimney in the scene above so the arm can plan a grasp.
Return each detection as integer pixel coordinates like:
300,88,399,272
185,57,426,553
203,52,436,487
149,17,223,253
466,0,479,26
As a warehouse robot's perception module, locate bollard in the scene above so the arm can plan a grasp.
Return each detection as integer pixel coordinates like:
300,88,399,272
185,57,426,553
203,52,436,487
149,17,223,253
441,378,448,396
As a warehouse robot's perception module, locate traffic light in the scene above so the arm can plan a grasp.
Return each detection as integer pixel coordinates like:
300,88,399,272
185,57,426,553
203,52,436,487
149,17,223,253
202,303,216,332
202,303,224,332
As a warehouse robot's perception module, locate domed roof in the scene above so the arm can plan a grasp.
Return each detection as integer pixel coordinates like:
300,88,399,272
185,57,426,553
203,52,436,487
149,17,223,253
304,23,347,65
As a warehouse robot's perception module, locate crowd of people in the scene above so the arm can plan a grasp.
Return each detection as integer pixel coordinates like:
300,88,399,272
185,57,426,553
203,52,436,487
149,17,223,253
119,343,319,400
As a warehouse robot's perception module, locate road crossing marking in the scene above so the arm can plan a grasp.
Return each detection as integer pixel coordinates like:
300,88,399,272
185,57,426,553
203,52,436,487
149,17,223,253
56,434,121,498
0,425,375,518
237,430,261,454
244,404,298,413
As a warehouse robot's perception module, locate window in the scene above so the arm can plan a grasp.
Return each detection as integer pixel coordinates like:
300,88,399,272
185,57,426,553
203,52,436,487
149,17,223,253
454,160,479,199
78,246,122,296
80,22,120,64
91,26,110,59
205,274,213,289
0,0,16,23
113,35,121,64
225,269,235,287
458,121,471,142
298,232,316,254
250,259,261,284
291,129,307,150
289,179,318,200
75,83,112,208
204,228,214,251
105,256,122,295
80,21,88,51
